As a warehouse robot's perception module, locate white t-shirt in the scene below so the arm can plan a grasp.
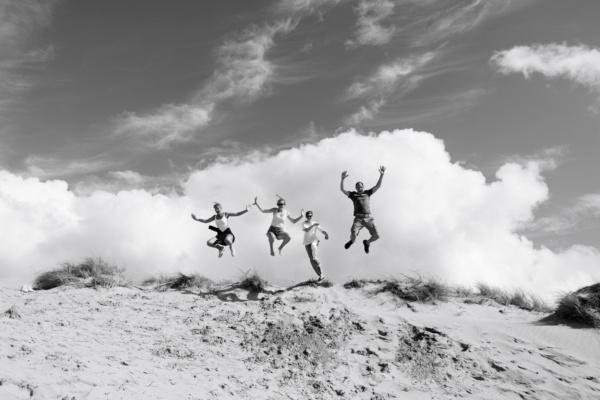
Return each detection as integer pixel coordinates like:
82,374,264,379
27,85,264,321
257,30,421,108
303,220,324,245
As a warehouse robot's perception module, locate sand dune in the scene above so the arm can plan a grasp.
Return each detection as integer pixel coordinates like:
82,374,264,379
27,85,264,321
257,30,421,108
2,282,600,399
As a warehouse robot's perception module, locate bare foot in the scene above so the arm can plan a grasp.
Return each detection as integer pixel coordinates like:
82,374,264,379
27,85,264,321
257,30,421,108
270,249,275,256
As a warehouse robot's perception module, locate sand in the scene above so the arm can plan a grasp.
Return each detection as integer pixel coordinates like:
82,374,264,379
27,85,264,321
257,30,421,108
2,282,600,399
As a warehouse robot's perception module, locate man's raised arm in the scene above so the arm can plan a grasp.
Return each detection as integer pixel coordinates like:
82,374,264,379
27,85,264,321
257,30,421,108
340,171,350,196
370,166,386,194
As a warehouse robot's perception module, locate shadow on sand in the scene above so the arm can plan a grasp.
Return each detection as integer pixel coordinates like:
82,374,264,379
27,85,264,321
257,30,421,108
197,279,324,303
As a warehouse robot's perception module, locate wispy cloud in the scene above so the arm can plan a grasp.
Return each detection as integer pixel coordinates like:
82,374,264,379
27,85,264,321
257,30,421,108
23,154,121,180
274,0,347,16
343,52,435,124
502,146,568,173
491,43,600,111
525,193,600,235
115,19,297,149
346,0,395,48
0,0,60,116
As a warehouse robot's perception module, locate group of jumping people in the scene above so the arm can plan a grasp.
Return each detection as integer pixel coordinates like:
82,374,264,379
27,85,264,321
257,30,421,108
191,166,386,282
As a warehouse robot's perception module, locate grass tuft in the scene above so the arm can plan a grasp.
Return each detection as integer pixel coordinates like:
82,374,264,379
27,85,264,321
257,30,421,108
238,269,268,293
475,282,552,312
33,257,129,290
552,283,600,327
142,273,214,292
378,274,450,303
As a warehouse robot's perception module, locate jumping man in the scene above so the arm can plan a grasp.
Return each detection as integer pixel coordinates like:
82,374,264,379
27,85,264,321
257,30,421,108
340,166,385,254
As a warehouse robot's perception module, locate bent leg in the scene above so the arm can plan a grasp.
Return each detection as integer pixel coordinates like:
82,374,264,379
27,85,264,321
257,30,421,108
225,234,235,256
266,232,276,256
278,232,291,255
364,218,379,244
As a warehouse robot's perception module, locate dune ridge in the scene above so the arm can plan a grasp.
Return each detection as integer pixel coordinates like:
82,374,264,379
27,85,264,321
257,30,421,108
2,280,600,399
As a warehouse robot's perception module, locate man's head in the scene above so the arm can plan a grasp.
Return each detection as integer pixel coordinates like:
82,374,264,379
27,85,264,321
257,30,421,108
355,182,364,193
277,199,286,209
305,211,313,220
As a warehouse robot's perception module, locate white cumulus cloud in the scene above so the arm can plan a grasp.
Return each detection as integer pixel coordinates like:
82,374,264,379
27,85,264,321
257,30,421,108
491,43,600,111
1,130,599,299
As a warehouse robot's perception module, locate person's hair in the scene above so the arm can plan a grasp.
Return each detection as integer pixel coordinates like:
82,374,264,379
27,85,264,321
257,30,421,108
213,202,222,208
355,181,364,187
305,210,313,217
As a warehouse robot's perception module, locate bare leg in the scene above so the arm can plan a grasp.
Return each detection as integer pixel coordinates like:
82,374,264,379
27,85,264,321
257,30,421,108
267,232,276,256
225,235,235,257
278,233,291,255
207,238,224,258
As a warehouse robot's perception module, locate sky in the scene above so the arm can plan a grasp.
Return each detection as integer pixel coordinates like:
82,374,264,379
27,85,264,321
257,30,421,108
1,0,600,299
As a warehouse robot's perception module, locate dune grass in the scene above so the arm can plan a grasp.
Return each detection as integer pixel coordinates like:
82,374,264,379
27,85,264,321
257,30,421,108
475,282,552,312
552,283,600,327
142,273,214,292
33,257,130,290
237,269,268,293
377,274,450,303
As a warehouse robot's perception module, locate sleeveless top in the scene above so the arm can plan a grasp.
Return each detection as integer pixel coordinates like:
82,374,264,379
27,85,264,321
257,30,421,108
215,213,229,232
270,210,289,228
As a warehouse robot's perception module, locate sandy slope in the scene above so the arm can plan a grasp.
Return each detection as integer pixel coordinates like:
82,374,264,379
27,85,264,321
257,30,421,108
2,282,600,400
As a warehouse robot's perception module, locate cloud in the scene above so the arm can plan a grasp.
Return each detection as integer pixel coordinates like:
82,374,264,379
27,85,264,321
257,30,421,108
1,129,599,299
343,53,434,124
23,154,120,179
274,0,347,16
525,193,600,235
346,0,395,48
491,43,600,110
410,0,527,47
0,0,60,116
115,19,297,149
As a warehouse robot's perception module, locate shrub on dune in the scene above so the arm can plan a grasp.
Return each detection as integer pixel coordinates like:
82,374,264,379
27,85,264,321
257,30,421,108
475,282,552,312
33,257,129,290
553,283,600,327
238,269,268,293
142,273,214,292
378,274,450,303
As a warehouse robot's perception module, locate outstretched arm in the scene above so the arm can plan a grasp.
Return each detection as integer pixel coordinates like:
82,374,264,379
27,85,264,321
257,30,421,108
370,166,386,194
191,213,216,224
228,204,251,217
303,222,319,232
254,197,274,214
289,209,304,224
340,171,350,196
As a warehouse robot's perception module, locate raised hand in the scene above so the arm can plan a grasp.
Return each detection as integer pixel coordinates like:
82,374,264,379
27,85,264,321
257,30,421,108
379,166,386,174
341,171,349,179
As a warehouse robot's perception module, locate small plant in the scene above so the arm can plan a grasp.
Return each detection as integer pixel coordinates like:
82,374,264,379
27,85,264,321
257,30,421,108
142,273,213,292
33,257,129,290
378,274,449,303
238,269,268,293
343,279,368,289
552,283,600,327
475,282,552,312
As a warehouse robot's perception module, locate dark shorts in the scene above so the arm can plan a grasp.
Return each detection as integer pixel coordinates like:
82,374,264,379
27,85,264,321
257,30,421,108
267,226,288,240
214,228,235,246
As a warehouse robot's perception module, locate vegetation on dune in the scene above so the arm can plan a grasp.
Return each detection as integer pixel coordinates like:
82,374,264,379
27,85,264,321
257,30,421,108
142,273,214,292
237,269,268,293
342,276,553,312
377,274,450,303
475,282,553,313
33,257,130,290
552,283,600,327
